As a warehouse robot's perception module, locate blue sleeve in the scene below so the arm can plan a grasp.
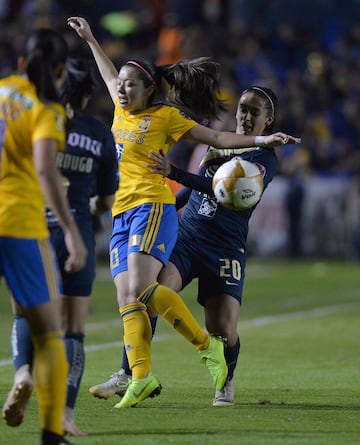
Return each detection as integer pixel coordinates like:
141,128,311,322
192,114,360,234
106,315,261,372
168,165,214,196
96,129,118,196
175,187,192,210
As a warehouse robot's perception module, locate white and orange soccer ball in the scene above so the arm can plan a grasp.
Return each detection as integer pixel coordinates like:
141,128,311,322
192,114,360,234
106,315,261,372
212,158,264,211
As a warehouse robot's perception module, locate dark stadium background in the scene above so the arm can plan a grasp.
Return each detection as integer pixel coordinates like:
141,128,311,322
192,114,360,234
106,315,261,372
2,0,360,259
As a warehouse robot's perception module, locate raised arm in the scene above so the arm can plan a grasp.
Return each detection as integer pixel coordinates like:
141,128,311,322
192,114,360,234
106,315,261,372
67,17,118,104
185,124,301,148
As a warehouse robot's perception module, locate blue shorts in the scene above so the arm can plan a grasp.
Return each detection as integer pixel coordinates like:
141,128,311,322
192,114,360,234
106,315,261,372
0,236,62,309
110,203,178,279
50,226,95,297
170,232,245,306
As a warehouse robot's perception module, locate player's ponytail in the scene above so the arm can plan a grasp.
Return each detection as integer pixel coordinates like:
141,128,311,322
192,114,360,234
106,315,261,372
124,57,227,121
160,57,227,121
23,28,68,102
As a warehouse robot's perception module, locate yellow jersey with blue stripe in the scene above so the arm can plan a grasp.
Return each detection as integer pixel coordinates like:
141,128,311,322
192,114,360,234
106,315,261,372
111,100,197,215
0,75,66,239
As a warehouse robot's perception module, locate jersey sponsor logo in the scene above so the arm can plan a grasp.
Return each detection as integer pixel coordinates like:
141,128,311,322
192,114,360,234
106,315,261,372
138,117,151,131
56,152,94,173
198,197,218,218
67,132,103,156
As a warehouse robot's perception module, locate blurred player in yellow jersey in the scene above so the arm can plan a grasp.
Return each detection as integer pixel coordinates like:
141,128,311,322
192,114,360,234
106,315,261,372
0,29,87,445
68,16,300,409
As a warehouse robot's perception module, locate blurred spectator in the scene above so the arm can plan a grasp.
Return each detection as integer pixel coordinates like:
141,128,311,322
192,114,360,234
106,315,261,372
2,0,360,258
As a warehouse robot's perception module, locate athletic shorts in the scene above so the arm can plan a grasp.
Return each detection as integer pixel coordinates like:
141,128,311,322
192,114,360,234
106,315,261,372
170,233,246,306
0,236,61,309
50,226,95,297
110,203,178,279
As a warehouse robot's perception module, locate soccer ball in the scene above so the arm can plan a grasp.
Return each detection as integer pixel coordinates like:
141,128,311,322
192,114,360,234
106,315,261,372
212,158,264,211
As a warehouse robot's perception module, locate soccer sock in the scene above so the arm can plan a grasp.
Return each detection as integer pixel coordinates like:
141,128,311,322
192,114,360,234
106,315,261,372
11,315,34,371
64,332,85,409
138,281,209,351
225,336,240,380
32,331,68,436
119,302,152,380
41,430,65,445
121,315,157,376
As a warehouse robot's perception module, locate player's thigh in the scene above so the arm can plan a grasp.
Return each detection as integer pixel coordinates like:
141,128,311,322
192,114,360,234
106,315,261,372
22,299,63,335
159,261,183,293
127,251,163,296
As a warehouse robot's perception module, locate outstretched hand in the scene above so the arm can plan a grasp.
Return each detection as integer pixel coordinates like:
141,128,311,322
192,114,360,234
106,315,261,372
264,132,301,148
67,16,94,42
147,150,171,177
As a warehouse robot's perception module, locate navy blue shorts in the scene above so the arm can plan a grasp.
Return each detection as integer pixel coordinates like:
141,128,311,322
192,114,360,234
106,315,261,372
170,233,245,306
110,203,178,279
50,226,95,297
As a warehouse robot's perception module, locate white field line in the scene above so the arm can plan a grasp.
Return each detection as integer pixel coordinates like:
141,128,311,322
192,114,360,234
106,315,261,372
0,301,359,368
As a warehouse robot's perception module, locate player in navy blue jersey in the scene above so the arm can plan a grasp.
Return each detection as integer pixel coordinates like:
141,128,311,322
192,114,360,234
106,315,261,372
91,86,282,406
151,86,279,406
5,58,118,436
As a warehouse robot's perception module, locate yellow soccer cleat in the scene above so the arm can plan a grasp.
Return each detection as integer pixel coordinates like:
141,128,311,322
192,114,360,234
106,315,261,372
199,335,228,391
114,373,162,409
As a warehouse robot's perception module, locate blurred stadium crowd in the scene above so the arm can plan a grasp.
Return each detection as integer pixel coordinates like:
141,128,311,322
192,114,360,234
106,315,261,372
1,0,360,258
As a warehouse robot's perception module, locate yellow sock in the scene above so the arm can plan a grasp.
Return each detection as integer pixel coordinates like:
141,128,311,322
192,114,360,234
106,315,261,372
32,331,68,436
120,302,152,379
139,282,209,351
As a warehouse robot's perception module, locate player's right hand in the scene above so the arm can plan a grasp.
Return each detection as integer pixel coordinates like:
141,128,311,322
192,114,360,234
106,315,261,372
63,228,88,273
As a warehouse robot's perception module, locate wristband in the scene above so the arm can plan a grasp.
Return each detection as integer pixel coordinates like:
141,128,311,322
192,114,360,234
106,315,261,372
255,136,266,145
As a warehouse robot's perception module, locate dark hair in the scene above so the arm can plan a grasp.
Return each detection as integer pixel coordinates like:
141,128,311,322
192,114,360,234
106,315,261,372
125,59,162,89
23,28,68,102
160,57,227,121
125,57,226,121
243,86,277,134
60,58,96,111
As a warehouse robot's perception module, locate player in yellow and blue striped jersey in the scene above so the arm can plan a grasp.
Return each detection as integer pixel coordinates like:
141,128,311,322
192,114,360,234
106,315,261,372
0,29,87,445
68,16,300,409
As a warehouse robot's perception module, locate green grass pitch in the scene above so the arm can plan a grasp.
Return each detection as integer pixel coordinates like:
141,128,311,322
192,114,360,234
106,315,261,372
0,259,359,445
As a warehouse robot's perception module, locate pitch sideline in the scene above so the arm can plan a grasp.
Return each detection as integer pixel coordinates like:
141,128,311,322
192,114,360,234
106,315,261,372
0,301,359,368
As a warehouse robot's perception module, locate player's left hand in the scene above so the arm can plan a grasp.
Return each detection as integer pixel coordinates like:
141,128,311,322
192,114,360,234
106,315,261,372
264,132,301,147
